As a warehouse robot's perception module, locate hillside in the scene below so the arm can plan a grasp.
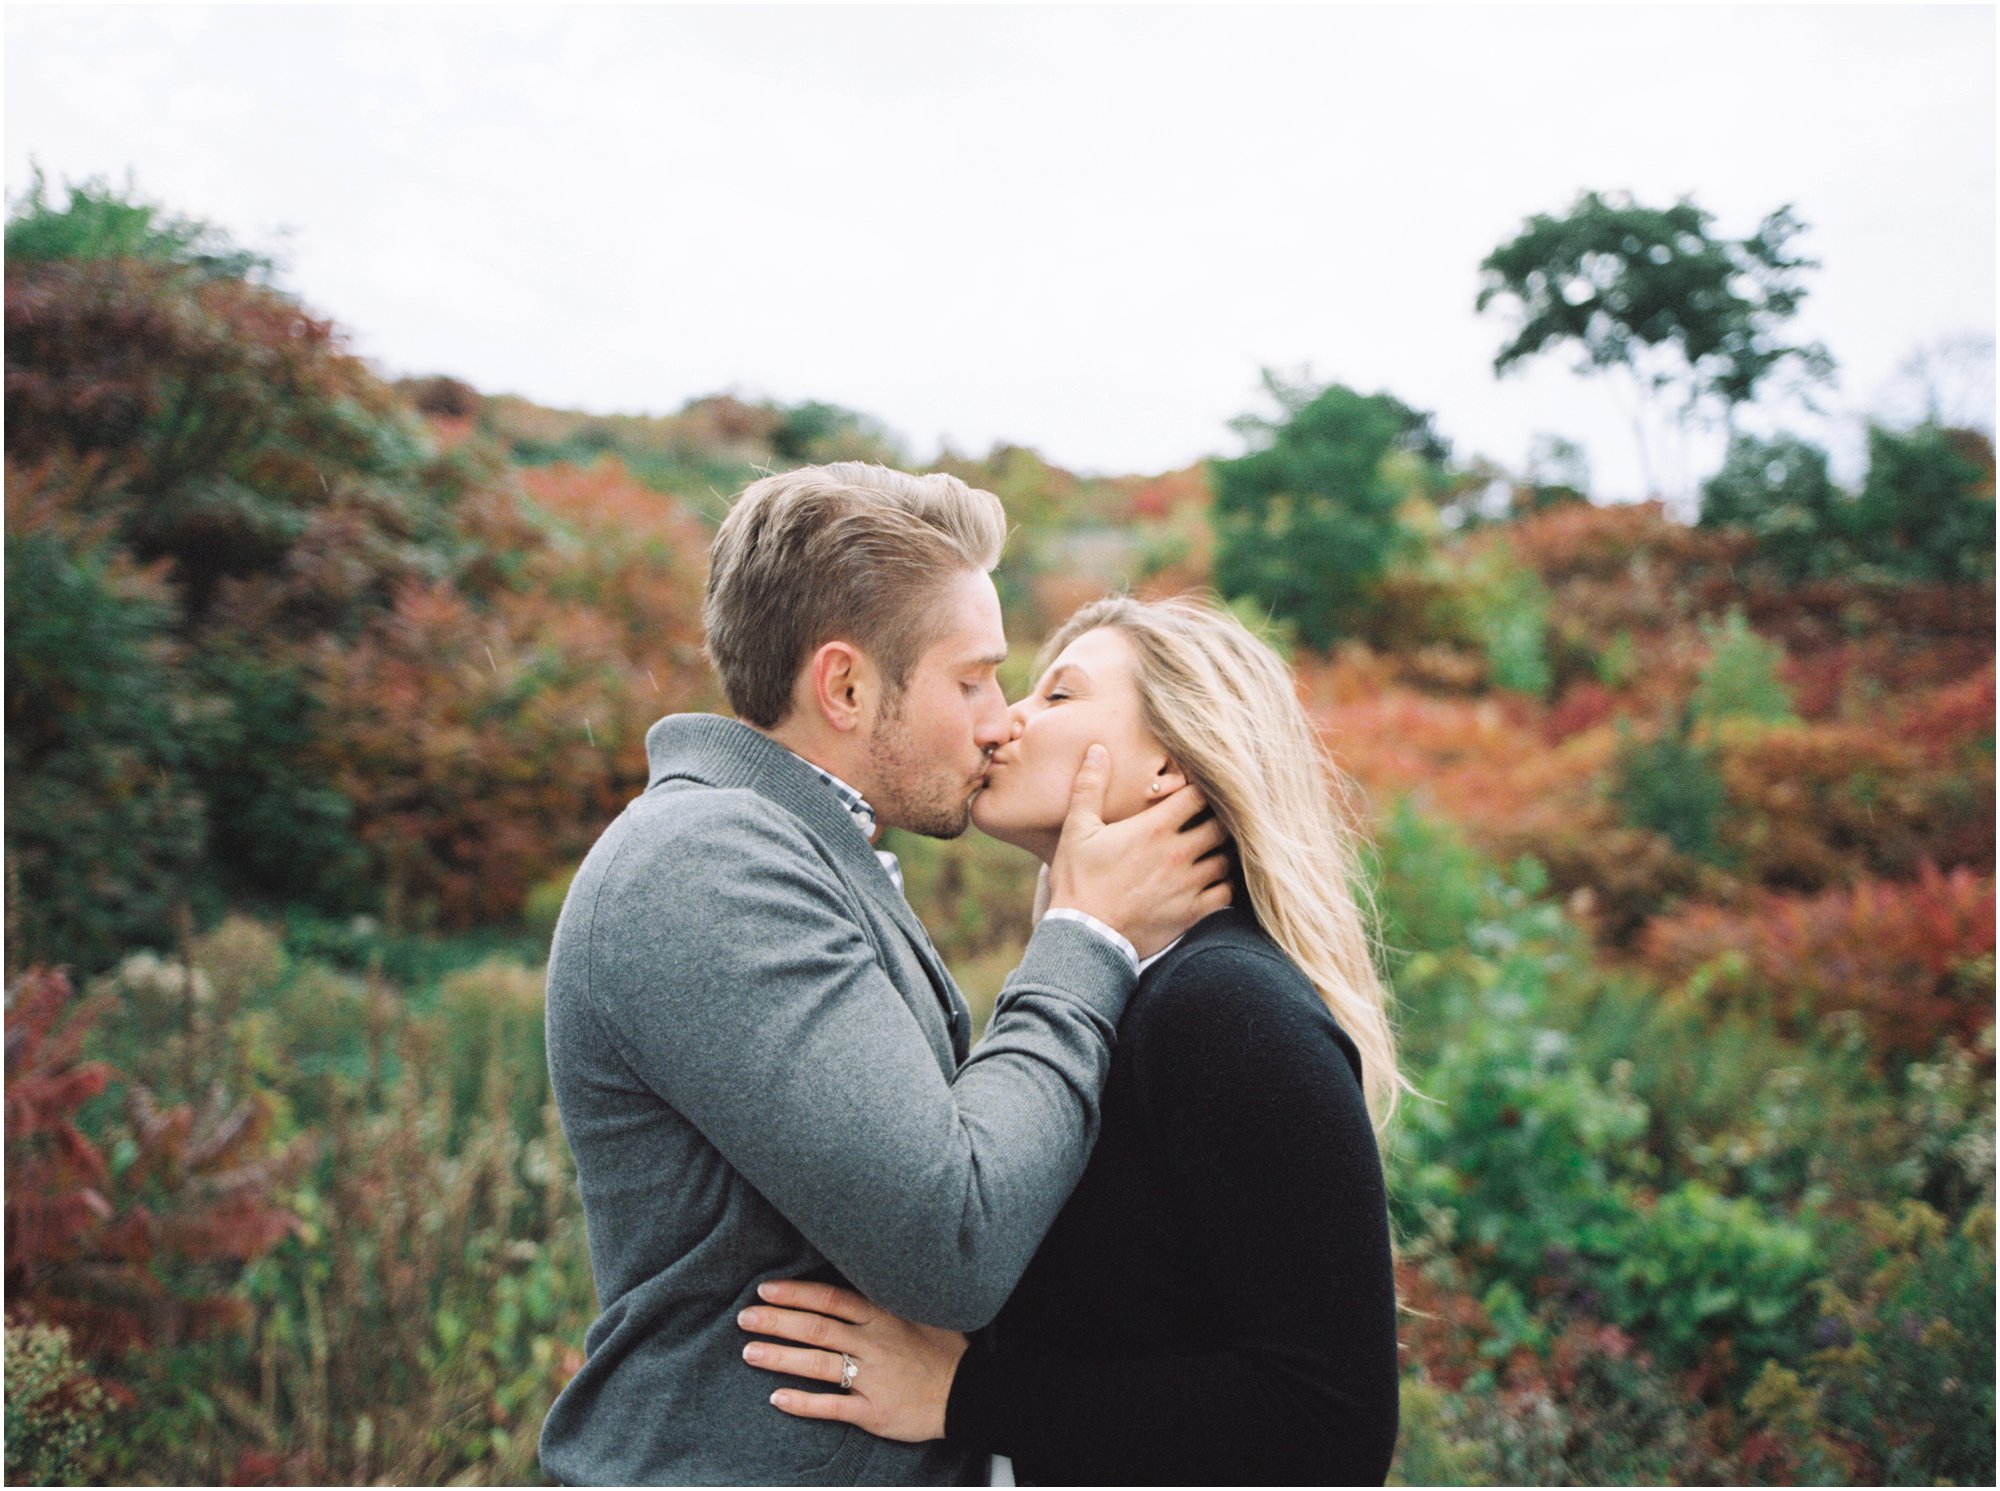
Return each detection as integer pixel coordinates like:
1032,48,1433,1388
5,182,1993,1486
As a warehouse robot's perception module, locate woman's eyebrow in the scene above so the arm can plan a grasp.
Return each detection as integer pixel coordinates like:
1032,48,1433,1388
1045,664,1089,688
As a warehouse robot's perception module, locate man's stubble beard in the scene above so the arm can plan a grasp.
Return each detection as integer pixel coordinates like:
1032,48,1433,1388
868,690,979,840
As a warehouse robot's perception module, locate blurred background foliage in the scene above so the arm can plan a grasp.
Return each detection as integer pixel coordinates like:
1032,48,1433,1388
6,178,1993,1485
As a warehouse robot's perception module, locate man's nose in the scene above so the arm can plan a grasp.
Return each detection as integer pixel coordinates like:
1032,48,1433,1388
975,685,1013,751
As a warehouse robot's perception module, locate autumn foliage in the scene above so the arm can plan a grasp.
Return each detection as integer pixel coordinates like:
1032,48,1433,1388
5,968,312,1361
1637,865,1996,1059
5,180,1992,1485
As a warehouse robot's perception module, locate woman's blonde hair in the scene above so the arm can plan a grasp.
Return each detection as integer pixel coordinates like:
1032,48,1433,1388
1039,594,1409,1131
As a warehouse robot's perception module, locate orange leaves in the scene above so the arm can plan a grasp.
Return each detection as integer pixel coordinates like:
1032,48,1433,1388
1638,865,1996,1058
516,458,711,664
1715,716,1993,891
306,460,717,927
1315,684,1613,855
1121,465,1210,522
1891,659,1997,763
1504,498,1747,589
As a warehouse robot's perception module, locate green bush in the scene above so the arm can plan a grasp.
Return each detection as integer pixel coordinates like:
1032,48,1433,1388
4,521,214,972
4,1322,110,1486
1385,848,1656,1283
1691,609,1795,726
1456,544,1553,697
1395,993,1652,1282
1363,797,1493,974
1210,376,1447,648
1610,709,1731,864
1604,1181,1818,1372
5,170,270,280
190,644,373,913
1749,1199,1997,1484
436,958,549,1143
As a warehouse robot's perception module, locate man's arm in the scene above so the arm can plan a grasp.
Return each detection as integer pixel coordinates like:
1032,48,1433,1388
582,791,1134,1332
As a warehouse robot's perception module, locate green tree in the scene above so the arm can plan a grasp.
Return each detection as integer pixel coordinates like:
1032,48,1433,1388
1853,423,1995,583
4,178,494,938
769,399,902,466
1699,434,1846,580
1477,191,1835,496
1611,706,1730,865
1210,373,1448,649
5,167,271,282
4,507,215,970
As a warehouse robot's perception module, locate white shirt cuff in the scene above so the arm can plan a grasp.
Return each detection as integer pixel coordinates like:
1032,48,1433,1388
1041,907,1139,972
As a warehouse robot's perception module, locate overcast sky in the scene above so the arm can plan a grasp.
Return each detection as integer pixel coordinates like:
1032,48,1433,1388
6,3,1994,500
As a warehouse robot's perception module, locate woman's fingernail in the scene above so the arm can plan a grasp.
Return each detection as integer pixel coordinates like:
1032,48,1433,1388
770,1391,788,1408
743,1343,767,1364
758,1282,776,1300
737,1309,757,1328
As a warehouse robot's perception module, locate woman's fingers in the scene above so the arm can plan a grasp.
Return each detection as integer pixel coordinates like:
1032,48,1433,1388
769,1387,868,1423
756,1278,874,1323
737,1304,855,1352
741,1341,846,1383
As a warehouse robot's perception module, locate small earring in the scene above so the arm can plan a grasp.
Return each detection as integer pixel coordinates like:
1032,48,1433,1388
1148,782,1163,796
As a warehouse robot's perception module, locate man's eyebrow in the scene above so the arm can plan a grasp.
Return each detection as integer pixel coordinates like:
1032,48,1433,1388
965,651,1009,669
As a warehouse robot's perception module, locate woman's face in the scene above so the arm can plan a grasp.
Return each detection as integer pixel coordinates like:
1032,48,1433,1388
972,626,1180,862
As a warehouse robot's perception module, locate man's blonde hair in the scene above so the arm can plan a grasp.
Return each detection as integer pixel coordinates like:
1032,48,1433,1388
704,463,1007,727
1039,595,1410,1130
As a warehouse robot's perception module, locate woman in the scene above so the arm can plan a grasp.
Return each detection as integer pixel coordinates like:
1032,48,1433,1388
737,595,1405,1485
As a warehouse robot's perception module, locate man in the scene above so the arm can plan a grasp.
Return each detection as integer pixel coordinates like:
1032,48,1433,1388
540,463,1231,1485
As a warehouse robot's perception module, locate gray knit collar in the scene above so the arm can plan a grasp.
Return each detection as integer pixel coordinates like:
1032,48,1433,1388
643,711,910,897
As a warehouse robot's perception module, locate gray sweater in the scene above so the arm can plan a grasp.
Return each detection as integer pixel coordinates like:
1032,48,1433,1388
540,715,1136,1485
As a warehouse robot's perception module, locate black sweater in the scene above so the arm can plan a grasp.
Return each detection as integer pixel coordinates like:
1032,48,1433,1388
944,908,1400,1485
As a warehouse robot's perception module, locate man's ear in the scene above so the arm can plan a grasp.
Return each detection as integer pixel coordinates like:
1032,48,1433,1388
805,641,873,733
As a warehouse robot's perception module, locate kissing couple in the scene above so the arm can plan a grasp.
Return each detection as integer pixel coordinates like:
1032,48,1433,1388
538,463,1401,1486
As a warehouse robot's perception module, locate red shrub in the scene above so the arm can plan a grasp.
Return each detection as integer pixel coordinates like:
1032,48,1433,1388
1891,660,1997,762
1117,464,1210,522
1318,688,1612,849
1393,1260,1496,1392
1544,680,1628,743
1505,500,1746,589
308,460,716,926
1637,865,1996,1058
1714,719,1992,891
5,968,313,1359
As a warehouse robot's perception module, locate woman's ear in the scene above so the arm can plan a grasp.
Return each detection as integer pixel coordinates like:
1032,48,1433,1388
1146,760,1189,799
